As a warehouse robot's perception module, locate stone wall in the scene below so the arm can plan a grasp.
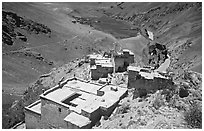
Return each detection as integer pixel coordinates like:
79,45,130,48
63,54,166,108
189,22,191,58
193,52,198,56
128,70,173,96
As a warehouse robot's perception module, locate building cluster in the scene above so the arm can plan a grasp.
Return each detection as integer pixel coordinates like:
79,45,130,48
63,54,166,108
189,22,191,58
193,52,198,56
90,49,134,80
25,48,172,129
25,78,127,129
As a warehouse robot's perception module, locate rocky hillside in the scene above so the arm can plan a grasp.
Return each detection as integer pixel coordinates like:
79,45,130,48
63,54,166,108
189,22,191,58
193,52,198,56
9,57,202,129
2,2,202,129
2,11,51,47
101,2,202,74
2,2,116,128
69,2,202,73
94,70,202,129
3,58,91,128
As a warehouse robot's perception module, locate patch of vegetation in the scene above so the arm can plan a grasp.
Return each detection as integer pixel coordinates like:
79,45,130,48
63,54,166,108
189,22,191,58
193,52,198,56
152,94,165,110
179,87,189,98
116,103,130,114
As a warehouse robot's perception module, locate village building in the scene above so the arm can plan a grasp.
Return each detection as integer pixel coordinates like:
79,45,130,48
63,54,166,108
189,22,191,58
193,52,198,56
90,57,114,80
90,49,134,80
127,66,173,95
114,49,134,72
24,77,127,129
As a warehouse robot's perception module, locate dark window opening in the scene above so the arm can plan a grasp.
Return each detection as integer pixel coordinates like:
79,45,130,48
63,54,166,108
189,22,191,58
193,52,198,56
58,108,61,113
136,74,141,79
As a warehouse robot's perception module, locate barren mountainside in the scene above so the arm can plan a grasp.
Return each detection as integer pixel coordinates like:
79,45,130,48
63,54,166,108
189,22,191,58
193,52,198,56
2,2,202,129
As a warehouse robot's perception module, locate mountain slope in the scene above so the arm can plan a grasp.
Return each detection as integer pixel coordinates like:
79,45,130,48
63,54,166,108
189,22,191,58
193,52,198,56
102,2,202,74
2,2,117,128
2,2,202,129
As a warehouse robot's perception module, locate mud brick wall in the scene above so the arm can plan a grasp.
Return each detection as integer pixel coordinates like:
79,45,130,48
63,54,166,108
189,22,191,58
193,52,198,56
91,65,113,80
81,107,101,126
24,109,41,129
128,70,173,94
40,97,71,129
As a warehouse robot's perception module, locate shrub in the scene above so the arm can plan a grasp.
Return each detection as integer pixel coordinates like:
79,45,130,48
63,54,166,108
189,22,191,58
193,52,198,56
116,103,130,114
179,87,189,98
184,103,202,128
152,94,164,110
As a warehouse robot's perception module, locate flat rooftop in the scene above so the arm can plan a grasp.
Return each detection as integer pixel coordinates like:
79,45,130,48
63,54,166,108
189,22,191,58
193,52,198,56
99,85,127,108
82,97,102,113
64,80,102,95
89,54,103,59
25,100,41,115
139,72,154,79
100,85,127,99
69,91,101,114
122,49,134,55
153,72,167,79
39,78,127,119
100,63,113,68
128,66,141,72
45,87,76,102
95,59,112,64
64,112,91,127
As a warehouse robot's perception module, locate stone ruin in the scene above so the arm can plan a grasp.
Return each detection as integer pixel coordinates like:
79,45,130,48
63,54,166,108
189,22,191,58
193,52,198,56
127,66,174,97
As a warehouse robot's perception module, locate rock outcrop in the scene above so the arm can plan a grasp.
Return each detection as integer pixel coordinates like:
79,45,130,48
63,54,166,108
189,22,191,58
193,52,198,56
2,11,51,46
